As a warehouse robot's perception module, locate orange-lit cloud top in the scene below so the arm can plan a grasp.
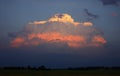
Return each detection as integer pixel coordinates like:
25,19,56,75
29,13,91,26
10,13,106,48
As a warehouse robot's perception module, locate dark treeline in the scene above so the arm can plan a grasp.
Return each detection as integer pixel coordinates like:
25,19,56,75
0,66,120,70
67,66,120,70
0,65,50,70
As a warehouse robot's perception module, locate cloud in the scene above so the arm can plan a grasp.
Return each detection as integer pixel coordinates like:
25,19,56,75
8,32,18,38
100,0,120,6
84,9,99,21
10,13,106,48
111,12,118,17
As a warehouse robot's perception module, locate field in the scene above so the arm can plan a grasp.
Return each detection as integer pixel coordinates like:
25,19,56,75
0,69,120,76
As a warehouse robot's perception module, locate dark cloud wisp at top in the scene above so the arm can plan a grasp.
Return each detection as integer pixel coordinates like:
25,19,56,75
100,0,120,6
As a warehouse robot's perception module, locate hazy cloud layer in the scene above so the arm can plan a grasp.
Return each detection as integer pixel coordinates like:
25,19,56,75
9,13,106,48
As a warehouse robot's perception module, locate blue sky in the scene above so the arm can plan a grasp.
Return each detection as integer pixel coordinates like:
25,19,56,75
0,0,120,68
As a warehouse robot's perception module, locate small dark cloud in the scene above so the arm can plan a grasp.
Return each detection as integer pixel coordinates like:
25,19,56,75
8,32,18,38
100,0,120,6
84,9,99,21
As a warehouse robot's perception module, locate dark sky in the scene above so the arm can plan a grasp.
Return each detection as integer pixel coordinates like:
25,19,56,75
0,0,120,68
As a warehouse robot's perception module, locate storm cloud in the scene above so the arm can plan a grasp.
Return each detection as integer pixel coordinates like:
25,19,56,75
9,13,106,48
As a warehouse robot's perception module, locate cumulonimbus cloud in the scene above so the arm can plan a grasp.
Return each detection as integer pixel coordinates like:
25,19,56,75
10,13,106,48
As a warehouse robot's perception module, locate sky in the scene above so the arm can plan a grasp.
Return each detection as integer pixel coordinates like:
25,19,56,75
0,0,120,68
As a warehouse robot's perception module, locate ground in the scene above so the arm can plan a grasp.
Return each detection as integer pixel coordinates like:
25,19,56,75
0,69,120,76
